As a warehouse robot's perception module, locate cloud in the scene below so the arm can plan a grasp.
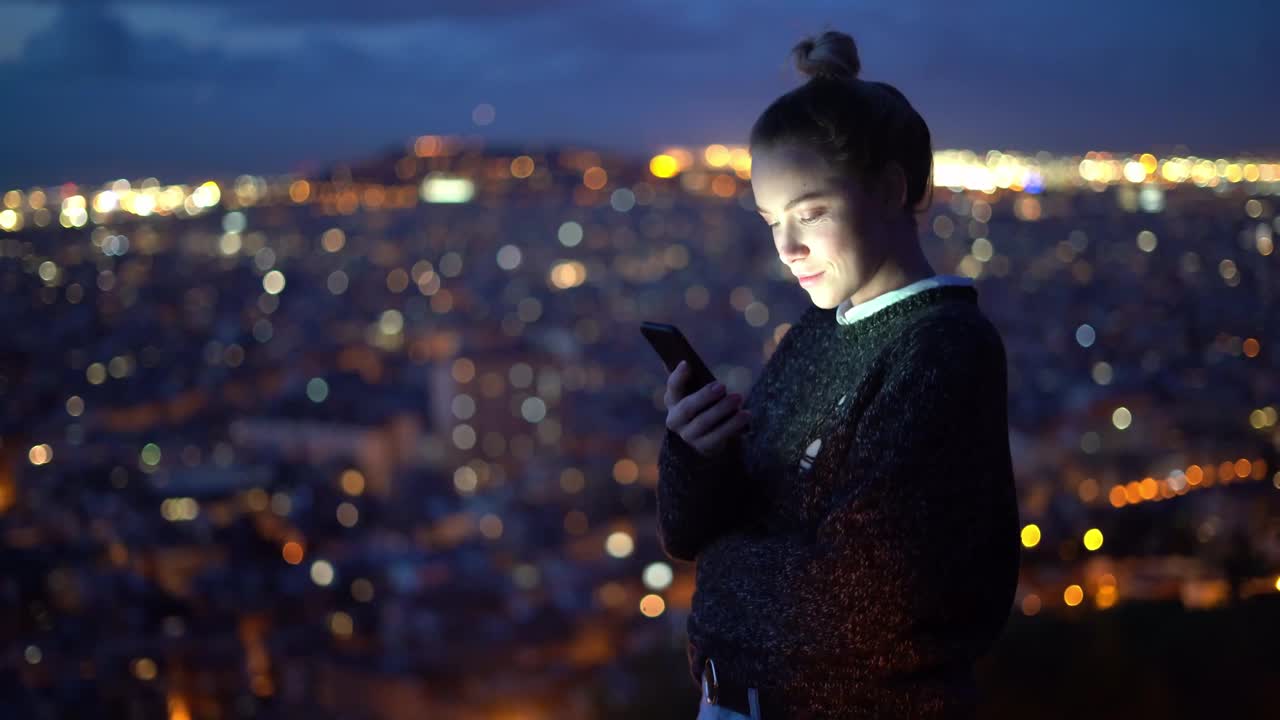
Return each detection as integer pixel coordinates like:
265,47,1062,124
1,0,1277,189
23,0,583,28
0,3,441,187
19,3,133,71
7,3,268,86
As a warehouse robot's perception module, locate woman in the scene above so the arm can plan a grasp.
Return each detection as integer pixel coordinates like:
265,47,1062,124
656,29,1021,719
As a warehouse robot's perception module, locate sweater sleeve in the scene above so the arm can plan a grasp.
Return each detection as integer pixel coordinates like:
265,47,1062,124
690,320,1020,684
656,426,754,562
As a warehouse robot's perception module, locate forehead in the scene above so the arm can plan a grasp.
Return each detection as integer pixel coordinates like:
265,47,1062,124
750,145,848,212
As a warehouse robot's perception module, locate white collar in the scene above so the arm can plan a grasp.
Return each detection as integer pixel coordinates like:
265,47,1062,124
835,274,975,326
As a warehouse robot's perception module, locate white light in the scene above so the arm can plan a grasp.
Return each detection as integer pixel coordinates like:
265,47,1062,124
222,211,246,233
496,243,522,270
605,531,634,558
263,270,286,294
310,560,335,586
642,562,673,590
1075,324,1096,348
558,221,583,247
420,174,474,203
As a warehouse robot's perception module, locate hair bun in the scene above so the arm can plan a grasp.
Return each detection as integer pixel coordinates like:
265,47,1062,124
791,30,861,82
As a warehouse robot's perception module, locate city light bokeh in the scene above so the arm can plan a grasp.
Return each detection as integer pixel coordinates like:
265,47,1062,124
2,129,1278,718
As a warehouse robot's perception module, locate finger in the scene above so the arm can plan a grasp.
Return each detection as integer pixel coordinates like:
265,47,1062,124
684,393,743,441
695,407,752,455
694,379,726,408
664,360,687,405
671,380,726,429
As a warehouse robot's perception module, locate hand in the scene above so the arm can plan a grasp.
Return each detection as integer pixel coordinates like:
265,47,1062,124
663,360,752,459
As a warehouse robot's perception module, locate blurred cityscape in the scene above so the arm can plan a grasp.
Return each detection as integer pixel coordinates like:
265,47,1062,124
2,135,1279,719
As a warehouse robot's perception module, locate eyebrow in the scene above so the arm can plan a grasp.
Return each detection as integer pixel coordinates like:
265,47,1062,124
754,190,837,215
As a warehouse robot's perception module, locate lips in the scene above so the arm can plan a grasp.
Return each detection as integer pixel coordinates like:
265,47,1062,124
797,271,824,283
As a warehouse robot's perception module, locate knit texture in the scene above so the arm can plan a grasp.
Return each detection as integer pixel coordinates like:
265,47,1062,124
656,284,1021,719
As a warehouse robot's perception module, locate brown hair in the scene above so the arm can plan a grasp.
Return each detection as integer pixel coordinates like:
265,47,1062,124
749,29,934,222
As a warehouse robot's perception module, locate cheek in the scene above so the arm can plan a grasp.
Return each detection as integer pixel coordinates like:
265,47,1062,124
812,223,855,266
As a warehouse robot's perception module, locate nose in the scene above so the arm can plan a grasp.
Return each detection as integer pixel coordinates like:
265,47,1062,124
775,225,808,265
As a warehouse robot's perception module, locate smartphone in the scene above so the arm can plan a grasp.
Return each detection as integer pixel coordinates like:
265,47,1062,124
640,321,719,394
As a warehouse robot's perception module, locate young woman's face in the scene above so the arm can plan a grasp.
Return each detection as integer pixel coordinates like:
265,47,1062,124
750,143,888,309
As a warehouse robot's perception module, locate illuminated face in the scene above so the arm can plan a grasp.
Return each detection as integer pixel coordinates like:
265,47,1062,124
750,143,889,309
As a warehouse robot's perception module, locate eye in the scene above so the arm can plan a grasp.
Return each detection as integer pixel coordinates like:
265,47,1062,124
768,212,825,229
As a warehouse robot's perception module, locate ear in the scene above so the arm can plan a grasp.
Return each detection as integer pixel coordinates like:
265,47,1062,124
878,160,908,214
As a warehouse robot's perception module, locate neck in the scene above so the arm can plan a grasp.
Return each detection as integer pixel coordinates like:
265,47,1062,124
848,233,935,306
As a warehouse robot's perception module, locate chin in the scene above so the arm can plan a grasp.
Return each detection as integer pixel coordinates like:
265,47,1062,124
804,290,841,310
804,281,851,310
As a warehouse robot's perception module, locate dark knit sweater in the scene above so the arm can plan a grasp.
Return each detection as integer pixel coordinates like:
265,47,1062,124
656,284,1020,719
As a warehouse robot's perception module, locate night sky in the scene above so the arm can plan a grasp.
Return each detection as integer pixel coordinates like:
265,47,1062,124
1,0,1276,189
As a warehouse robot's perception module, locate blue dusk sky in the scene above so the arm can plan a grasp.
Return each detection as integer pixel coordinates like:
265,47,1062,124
0,0,1275,189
